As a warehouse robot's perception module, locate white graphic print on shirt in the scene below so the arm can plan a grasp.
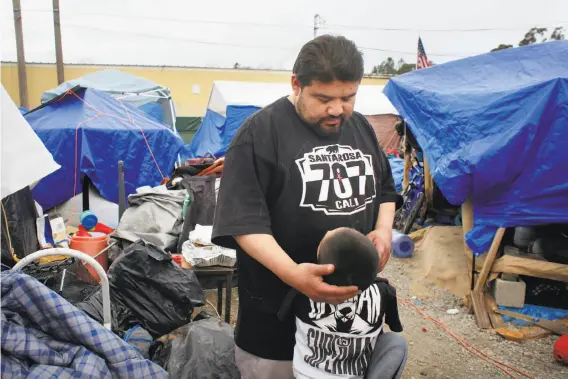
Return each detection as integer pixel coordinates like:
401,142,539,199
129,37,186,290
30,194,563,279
294,284,383,378
295,144,376,216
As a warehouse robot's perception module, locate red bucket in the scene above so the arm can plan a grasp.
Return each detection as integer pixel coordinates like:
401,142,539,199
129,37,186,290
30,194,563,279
70,234,109,282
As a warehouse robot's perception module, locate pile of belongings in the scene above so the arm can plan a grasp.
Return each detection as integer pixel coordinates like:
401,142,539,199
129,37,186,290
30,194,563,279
76,240,205,338
114,185,186,252
167,157,225,183
1,267,168,378
152,316,240,379
181,224,236,268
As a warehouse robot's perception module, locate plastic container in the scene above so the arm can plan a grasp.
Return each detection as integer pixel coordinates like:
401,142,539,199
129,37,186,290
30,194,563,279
392,229,415,258
80,210,99,230
70,234,109,282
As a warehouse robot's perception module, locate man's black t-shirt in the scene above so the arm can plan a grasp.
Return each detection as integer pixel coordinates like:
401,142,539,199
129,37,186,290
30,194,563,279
212,97,399,360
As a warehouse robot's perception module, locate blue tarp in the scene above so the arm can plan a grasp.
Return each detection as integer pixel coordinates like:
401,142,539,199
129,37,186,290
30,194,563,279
25,88,184,210
499,304,568,327
388,156,404,193
185,105,259,158
384,41,568,254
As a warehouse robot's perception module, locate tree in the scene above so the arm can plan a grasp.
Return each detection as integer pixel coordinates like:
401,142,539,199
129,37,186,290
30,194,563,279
371,57,397,76
519,27,548,46
491,44,514,52
233,62,241,69
397,63,416,75
550,26,566,41
492,26,565,52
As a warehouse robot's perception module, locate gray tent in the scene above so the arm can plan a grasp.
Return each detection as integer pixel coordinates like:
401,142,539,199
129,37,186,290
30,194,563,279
41,70,177,132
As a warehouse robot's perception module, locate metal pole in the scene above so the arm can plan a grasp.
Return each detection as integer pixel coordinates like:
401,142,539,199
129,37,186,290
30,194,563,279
313,14,320,38
12,0,28,108
118,161,126,220
52,0,64,84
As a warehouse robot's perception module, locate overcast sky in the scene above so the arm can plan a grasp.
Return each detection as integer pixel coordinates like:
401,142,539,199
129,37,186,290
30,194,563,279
1,0,567,72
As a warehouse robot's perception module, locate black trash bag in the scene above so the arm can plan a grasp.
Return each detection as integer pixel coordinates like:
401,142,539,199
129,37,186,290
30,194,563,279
107,240,206,338
43,259,101,303
152,319,240,379
176,176,217,253
75,287,140,331
1,186,40,266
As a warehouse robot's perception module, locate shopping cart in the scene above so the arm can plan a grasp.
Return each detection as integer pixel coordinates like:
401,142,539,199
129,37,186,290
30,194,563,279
12,248,112,330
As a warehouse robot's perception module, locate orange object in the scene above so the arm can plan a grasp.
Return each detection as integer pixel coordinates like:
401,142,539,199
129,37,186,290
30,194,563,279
78,222,114,236
69,234,109,282
197,157,225,176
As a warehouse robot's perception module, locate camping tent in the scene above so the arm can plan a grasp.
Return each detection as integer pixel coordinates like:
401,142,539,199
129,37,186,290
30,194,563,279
25,87,185,211
41,70,177,131
185,81,399,158
383,40,568,254
1,85,60,200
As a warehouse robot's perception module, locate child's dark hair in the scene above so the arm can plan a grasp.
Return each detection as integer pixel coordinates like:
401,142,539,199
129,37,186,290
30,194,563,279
318,227,379,291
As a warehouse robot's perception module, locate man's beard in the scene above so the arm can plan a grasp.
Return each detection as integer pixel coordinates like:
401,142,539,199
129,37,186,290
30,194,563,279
296,96,345,138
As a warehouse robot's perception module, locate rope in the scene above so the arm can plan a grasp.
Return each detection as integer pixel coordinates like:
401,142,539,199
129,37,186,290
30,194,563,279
399,297,534,379
206,299,222,319
1,201,20,263
115,98,165,179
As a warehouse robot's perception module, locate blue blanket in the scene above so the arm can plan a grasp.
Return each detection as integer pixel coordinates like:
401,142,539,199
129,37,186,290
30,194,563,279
1,270,168,379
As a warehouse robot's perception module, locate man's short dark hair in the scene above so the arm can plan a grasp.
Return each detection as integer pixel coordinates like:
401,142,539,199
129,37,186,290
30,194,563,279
293,34,365,87
318,228,378,291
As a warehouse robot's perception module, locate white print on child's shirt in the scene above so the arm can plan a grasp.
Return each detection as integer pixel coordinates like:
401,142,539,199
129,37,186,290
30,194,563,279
295,144,377,216
298,284,383,376
308,283,382,335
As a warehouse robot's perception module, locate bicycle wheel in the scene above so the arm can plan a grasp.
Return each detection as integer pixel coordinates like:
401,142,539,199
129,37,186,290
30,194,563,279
402,192,425,235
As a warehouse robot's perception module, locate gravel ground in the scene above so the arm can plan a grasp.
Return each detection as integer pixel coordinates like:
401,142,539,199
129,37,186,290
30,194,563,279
383,256,567,379
201,257,567,379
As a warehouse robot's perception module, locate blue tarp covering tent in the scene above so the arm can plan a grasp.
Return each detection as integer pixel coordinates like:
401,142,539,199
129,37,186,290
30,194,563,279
184,106,258,158
25,87,184,210
186,81,399,159
383,41,568,254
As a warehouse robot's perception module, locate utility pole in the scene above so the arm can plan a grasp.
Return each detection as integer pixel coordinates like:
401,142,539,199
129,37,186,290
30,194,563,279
52,0,64,84
313,14,320,39
12,0,28,108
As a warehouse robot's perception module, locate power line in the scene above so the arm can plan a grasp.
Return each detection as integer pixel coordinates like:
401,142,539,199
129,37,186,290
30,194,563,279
322,21,568,33
63,24,490,58
65,23,483,57
64,24,301,51
18,9,312,29
359,46,476,58
17,8,568,33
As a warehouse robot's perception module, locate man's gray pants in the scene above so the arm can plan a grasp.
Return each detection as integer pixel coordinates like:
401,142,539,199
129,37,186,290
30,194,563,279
235,332,408,379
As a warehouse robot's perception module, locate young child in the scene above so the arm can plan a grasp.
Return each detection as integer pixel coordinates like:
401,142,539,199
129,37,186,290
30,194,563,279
292,227,403,379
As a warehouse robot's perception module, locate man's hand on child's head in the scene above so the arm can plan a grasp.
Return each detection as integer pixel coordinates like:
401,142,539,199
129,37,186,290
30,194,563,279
286,263,360,305
367,228,392,272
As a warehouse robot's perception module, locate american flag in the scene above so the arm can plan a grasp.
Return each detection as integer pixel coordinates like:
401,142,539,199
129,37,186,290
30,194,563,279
417,37,430,69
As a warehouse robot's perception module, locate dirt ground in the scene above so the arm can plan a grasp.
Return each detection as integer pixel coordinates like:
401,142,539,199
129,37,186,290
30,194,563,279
202,234,567,379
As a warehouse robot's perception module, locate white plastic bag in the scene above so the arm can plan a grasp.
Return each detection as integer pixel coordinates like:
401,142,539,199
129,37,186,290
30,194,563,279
181,241,236,268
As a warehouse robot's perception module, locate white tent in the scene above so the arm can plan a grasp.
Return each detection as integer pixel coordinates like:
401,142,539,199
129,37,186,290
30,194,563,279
1,85,60,200
207,81,399,116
